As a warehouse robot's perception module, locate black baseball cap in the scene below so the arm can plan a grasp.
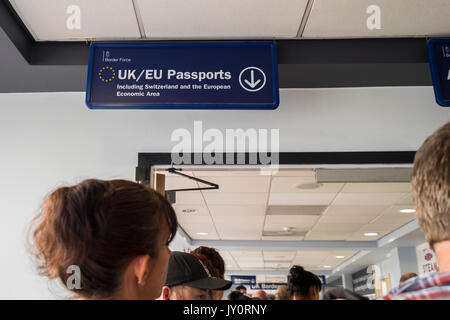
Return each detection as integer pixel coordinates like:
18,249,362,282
164,251,232,290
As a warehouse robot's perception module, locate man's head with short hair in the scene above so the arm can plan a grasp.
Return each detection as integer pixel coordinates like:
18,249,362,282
159,251,232,300
252,290,268,300
235,285,247,294
400,272,418,284
411,122,450,248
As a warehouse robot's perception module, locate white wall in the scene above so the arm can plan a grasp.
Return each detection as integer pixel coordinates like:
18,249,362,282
0,87,449,299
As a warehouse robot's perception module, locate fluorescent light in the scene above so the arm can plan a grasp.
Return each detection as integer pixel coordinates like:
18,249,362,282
335,256,345,259
323,265,331,268
364,232,378,237
388,237,396,243
400,209,416,213
196,232,209,236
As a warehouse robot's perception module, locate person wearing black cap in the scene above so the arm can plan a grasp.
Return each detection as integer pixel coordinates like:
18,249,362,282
160,251,232,300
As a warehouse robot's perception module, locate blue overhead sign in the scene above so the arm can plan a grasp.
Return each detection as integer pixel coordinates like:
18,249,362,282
230,275,256,286
318,275,326,285
427,39,450,107
86,42,279,109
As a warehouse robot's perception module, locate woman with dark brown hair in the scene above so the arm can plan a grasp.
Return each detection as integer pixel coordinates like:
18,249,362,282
191,246,226,300
29,179,177,300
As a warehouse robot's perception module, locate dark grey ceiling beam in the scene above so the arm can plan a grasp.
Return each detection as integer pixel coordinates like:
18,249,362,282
0,1,433,91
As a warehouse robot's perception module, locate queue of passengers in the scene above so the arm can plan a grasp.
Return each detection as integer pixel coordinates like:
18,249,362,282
28,122,450,300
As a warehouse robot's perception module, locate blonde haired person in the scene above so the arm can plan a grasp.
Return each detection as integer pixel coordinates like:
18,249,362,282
384,122,450,300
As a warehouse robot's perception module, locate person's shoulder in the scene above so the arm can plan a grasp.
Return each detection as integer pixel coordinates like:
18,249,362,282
384,271,450,300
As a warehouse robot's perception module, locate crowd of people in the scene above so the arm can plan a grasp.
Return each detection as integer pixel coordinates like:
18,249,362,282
27,122,449,300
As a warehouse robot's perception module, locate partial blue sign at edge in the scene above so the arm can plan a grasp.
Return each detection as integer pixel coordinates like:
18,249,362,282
427,38,450,107
86,41,279,110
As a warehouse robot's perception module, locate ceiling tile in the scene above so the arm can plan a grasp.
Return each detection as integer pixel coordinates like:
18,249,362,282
380,205,417,218
311,222,366,233
204,192,268,205
202,176,270,193
213,216,264,239
318,214,374,225
271,177,344,193
230,250,262,259
263,251,297,261
341,183,411,193
220,235,261,240
395,193,414,205
138,0,308,38
261,236,305,240
176,215,218,239
10,0,141,41
165,176,198,190
269,193,337,205
332,193,405,206
209,205,266,216
192,170,261,177
264,215,320,231
174,191,205,205
272,169,316,177
305,231,353,240
294,250,331,262
303,0,450,38
172,204,210,216
264,262,291,269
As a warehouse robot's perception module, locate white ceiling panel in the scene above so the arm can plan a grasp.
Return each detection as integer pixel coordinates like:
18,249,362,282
240,266,267,271
341,183,411,193
213,216,264,239
323,205,387,218
192,170,261,177
218,250,234,262
311,222,366,233
220,235,262,240
172,204,210,216
204,192,268,205
209,205,266,216
271,177,344,193
264,262,291,269
395,193,414,205
264,215,319,231
380,205,417,218
330,250,358,259
261,235,305,241
347,229,389,241
138,0,309,38
10,0,141,41
318,214,375,225
173,191,205,205
303,0,450,38
272,169,316,177
269,193,337,205
305,231,353,241
294,250,331,261
176,215,219,239
201,176,270,193
165,176,198,190
263,251,297,262
332,193,406,206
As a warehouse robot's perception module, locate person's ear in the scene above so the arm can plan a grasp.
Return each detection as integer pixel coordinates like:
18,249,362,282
161,286,171,300
132,254,150,286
